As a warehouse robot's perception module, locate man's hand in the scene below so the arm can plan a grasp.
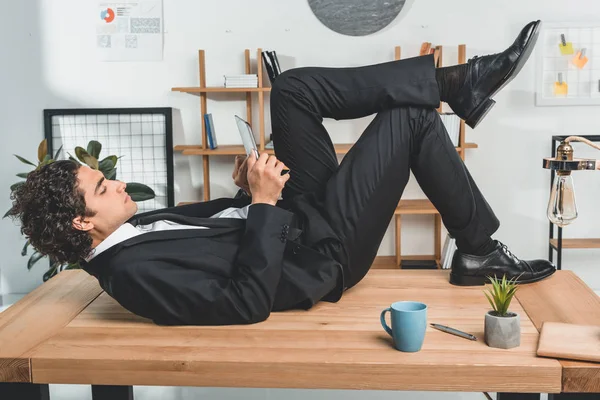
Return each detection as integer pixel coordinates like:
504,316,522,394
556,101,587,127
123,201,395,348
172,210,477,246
247,153,290,206
232,155,251,195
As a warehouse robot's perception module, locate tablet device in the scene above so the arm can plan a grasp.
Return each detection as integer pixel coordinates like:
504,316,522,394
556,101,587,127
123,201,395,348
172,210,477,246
234,115,260,160
234,115,289,176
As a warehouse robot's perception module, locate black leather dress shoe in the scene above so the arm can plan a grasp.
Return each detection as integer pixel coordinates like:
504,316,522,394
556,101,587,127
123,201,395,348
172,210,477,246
448,20,541,129
449,240,556,286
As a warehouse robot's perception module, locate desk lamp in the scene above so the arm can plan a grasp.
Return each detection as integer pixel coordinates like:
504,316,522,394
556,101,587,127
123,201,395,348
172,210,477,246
543,136,600,227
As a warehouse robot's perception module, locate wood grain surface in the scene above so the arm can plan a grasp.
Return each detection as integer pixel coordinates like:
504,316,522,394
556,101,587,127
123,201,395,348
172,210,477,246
0,271,102,382
19,270,561,392
516,270,600,393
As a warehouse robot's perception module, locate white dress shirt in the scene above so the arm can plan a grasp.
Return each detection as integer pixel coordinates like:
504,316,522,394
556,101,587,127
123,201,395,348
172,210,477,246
86,205,251,262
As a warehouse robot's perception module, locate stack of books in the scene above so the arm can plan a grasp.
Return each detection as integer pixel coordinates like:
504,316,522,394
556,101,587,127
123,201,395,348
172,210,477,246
224,74,258,88
440,113,460,146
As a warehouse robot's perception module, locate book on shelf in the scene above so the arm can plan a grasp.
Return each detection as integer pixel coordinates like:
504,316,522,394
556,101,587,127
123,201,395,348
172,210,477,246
224,74,258,88
440,234,457,270
270,51,282,76
439,113,460,146
261,50,282,84
204,113,218,149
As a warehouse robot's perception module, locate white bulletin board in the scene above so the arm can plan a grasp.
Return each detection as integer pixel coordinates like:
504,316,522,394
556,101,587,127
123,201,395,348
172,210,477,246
536,22,600,106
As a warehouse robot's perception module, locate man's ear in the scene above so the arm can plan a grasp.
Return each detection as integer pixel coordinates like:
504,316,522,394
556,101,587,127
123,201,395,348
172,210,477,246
72,216,93,232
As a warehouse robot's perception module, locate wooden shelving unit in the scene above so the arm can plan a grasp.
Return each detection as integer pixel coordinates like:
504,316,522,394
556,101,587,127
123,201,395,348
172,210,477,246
390,43,477,269
172,87,271,94
393,200,442,269
174,142,476,157
171,48,269,201
172,45,477,267
173,143,355,156
549,239,600,249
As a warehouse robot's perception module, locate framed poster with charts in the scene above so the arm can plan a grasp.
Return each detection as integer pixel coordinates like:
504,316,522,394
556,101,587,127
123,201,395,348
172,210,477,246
43,107,174,213
536,21,600,106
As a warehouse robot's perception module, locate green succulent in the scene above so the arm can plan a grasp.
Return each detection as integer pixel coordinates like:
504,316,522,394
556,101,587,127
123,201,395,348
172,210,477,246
484,274,520,317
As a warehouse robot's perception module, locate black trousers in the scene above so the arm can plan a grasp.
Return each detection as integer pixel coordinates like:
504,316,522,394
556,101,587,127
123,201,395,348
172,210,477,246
271,54,500,289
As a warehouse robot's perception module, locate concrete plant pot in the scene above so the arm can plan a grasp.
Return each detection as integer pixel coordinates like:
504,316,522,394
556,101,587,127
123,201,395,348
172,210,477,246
484,310,520,349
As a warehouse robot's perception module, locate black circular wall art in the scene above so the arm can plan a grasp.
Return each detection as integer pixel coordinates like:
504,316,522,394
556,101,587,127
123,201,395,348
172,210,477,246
308,0,406,36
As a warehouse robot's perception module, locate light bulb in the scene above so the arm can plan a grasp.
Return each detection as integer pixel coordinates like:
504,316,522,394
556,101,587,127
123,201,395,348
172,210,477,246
547,173,578,227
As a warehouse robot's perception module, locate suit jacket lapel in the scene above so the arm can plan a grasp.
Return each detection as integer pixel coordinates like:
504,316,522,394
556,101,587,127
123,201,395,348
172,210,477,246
121,224,243,247
129,208,301,242
81,223,244,277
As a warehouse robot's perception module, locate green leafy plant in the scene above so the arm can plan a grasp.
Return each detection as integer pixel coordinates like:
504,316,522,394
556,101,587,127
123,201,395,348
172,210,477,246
484,275,520,317
66,140,155,202
6,139,156,281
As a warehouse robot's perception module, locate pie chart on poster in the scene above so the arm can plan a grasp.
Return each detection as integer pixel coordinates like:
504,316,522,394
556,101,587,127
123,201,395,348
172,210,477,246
100,8,115,23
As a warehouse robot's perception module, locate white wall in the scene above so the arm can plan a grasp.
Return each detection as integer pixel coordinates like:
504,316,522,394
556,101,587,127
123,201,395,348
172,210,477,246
1,1,599,398
4,0,600,294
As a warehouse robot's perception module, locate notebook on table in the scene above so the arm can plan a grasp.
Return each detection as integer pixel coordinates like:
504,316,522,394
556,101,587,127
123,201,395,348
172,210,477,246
537,322,600,363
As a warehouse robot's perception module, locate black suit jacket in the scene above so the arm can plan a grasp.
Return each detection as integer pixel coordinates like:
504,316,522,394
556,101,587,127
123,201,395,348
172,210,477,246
80,192,345,326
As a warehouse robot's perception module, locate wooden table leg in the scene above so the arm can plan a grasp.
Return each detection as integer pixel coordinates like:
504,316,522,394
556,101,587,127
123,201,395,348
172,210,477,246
434,214,441,268
497,394,540,400
395,215,401,268
0,382,49,400
548,394,600,399
92,385,134,400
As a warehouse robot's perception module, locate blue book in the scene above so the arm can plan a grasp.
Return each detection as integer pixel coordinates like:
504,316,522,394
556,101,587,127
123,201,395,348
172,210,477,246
204,114,212,149
204,114,218,149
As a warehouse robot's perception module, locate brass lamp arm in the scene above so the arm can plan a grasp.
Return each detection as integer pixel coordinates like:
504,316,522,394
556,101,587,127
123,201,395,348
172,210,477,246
543,136,600,171
542,158,600,171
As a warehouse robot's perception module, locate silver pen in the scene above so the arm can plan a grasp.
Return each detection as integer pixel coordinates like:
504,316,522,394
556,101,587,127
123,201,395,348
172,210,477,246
430,323,477,341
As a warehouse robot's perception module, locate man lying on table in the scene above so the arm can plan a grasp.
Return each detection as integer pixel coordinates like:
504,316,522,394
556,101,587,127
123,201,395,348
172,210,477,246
9,20,554,326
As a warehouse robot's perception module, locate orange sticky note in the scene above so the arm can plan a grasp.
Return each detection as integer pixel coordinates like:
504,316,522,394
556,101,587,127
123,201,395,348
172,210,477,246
554,82,568,96
554,73,568,95
572,49,589,69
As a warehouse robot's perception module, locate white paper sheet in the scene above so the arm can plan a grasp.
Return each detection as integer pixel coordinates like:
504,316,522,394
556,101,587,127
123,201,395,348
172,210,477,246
97,1,163,61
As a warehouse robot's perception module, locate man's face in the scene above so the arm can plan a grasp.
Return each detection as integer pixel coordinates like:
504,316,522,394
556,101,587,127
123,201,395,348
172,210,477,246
73,165,138,235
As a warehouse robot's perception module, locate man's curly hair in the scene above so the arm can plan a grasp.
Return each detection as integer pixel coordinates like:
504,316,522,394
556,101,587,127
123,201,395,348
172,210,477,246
9,160,97,264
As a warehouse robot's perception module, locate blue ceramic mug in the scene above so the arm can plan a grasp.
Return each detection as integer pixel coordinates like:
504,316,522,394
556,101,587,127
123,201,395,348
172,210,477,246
380,301,428,352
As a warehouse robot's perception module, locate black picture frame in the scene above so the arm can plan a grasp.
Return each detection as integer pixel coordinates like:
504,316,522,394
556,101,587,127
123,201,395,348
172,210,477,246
43,107,174,210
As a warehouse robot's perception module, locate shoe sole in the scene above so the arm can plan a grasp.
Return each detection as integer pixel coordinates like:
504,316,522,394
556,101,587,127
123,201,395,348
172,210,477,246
449,267,556,286
465,20,541,129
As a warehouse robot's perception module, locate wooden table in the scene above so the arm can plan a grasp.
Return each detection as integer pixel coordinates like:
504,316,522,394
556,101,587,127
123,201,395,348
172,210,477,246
0,269,598,400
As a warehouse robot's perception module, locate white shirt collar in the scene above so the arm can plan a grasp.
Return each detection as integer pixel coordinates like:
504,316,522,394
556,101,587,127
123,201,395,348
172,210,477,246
85,223,142,262
84,206,251,262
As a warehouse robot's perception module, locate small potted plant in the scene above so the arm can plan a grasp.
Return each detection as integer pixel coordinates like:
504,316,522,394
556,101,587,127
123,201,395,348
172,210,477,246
483,274,521,349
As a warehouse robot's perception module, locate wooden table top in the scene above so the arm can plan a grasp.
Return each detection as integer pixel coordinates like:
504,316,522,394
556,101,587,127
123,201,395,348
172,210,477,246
0,269,597,393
